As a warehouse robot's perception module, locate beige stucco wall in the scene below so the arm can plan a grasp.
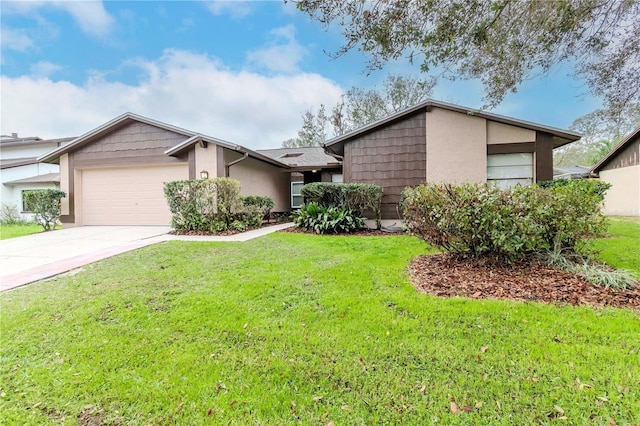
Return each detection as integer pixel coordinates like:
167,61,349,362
487,121,536,144
59,154,70,215
195,143,217,178
599,165,640,216
228,157,290,211
426,107,487,183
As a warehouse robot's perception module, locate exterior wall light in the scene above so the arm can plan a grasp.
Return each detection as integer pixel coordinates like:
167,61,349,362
200,170,209,179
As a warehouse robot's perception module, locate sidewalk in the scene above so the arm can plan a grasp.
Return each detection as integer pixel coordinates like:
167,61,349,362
1,223,293,292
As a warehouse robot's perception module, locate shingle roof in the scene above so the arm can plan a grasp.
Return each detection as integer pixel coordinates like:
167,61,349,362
4,173,60,185
0,157,39,169
257,147,341,168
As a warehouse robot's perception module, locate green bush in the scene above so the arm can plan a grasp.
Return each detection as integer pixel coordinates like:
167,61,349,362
300,182,382,227
1,204,23,225
242,196,275,228
22,189,66,231
164,178,242,232
401,181,609,263
292,202,365,234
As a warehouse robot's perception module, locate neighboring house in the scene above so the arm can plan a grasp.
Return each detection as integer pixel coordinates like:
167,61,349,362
553,165,592,180
1,134,75,220
590,126,640,216
323,100,581,218
257,147,342,208
39,113,313,226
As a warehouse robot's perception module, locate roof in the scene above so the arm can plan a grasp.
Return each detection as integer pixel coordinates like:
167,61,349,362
553,165,592,179
0,157,39,169
591,126,640,173
0,136,76,149
323,99,582,156
38,112,289,169
3,173,60,185
257,147,341,170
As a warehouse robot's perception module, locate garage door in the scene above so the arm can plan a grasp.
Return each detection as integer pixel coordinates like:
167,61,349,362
81,164,188,225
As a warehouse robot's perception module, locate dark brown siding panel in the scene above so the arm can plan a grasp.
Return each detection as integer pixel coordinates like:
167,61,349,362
344,112,426,219
487,142,535,154
67,153,75,222
73,121,186,166
602,136,640,171
188,149,196,180
217,146,225,177
535,132,554,182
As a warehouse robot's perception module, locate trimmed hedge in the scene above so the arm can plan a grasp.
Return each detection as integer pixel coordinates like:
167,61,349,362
401,181,609,263
22,189,66,231
300,182,382,227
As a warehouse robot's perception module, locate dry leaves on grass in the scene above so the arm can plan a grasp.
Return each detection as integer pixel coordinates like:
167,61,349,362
409,253,640,310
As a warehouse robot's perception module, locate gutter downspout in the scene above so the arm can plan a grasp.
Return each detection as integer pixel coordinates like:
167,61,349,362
226,149,249,177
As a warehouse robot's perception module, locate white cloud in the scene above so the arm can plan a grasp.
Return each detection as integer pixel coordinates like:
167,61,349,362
1,1,114,38
246,24,307,73
0,49,344,149
29,61,62,78
204,1,254,19
0,27,34,51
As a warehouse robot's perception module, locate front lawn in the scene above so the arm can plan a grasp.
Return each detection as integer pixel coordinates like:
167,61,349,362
592,217,640,279
0,222,42,240
1,233,638,425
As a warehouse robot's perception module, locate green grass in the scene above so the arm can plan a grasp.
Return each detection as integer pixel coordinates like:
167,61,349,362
592,217,640,279
0,222,42,240
1,233,639,425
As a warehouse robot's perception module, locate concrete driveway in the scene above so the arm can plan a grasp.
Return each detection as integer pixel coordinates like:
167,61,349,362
0,226,171,291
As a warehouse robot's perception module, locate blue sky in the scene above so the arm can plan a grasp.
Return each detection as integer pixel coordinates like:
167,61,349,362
1,1,602,149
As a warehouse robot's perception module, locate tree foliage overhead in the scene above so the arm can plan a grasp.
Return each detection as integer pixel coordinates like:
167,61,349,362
282,74,434,147
555,103,640,166
294,0,640,114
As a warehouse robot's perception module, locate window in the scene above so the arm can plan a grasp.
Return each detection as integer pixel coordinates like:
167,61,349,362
291,182,304,209
487,153,533,189
21,190,31,212
331,174,343,183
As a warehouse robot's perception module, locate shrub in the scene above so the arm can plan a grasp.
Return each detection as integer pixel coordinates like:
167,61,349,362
292,202,365,234
300,182,382,227
164,178,242,232
401,181,609,263
230,220,247,232
1,203,22,224
22,189,66,231
242,196,275,228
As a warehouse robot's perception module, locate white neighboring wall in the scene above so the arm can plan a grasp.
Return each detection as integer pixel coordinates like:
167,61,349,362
1,163,60,220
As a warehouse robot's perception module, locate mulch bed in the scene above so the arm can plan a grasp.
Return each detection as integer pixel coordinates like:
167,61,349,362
170,222,284,237
409,253,640,310
278,227,396,236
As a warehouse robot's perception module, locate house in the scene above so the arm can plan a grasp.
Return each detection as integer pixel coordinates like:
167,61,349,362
553,165,592,180
1,134,75,220
257,147,342,208
38,113,300,226
322,100,581,218
590,126,640,216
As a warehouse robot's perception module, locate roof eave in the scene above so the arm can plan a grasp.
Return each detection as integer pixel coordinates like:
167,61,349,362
591,126,640,173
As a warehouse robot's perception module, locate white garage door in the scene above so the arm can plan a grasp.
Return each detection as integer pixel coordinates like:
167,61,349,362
81,164,188,225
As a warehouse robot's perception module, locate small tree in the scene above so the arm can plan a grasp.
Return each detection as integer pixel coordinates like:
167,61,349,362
22,189,66,231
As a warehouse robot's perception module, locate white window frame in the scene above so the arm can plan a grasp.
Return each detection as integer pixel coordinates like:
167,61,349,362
291,182,304,209
487,153,534,189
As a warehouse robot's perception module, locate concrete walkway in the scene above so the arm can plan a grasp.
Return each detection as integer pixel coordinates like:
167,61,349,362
0,223,293,292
